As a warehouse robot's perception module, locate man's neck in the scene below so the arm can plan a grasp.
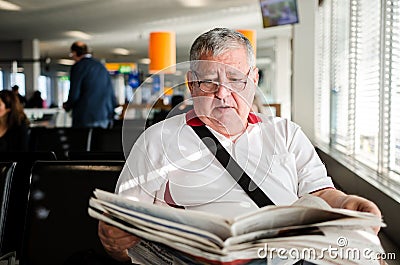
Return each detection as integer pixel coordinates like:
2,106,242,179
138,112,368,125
75,54,92,62
202,118,248,139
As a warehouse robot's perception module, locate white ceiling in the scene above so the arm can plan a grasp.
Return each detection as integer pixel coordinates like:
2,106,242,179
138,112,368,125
0,0,293,64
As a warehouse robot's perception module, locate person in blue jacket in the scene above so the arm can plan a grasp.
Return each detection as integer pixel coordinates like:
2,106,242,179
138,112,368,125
63,41,116,128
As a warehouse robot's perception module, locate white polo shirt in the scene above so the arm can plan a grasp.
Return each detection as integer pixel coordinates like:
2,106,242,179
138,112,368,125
116,111,334,218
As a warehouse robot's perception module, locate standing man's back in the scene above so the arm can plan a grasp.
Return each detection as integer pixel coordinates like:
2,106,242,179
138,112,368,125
63,41,116,128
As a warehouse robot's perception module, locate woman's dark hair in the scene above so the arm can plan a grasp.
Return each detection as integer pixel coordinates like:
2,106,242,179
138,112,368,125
0,90,29,128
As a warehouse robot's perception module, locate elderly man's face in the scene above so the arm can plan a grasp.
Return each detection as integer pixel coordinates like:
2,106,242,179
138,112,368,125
187,47,258,136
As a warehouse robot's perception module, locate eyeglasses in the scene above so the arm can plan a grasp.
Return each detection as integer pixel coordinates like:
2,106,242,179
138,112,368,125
194,68,252,93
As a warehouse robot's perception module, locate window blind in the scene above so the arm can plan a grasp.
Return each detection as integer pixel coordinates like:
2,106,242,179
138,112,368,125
330,0,351,154
388,1,400,177
316,0,400,192
315,0,331,144
353,0,381,167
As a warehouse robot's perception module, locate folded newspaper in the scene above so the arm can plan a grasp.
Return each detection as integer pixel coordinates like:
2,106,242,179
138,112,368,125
88,189,386,265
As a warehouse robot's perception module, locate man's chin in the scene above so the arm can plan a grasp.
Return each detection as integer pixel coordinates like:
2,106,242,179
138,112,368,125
210,109,245,131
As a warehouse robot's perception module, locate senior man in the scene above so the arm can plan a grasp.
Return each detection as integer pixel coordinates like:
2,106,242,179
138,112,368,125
98,28,381,263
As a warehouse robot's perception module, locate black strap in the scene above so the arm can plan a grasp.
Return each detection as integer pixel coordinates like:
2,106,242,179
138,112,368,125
191,125,274,207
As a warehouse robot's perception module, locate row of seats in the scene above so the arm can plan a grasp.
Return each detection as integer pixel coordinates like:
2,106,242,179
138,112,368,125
0,152,126,265
28,119,146,159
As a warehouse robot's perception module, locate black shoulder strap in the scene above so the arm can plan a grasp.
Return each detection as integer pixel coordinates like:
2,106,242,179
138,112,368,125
191,125,274,207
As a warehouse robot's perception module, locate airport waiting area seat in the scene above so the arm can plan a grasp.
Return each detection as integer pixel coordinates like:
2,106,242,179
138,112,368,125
0,162,17,256
19,160,125,265
28,127,92,159
0,152,57,258
90,127,143,155
67,151,126,161
28,122,145,159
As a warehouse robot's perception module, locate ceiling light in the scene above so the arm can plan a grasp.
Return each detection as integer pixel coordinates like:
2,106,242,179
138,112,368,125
138,58,150,64
65,31,92,40
112,48,130,56
0,0,21,11
56,71,68,76
58,59,75,66
179,0,208,7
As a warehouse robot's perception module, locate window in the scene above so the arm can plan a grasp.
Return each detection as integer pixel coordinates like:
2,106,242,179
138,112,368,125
57,76,70,107
388,1,400,182
330,0,351,154
315,0,331,144
0,71,3,90
315,0,400,193
11,73,26,96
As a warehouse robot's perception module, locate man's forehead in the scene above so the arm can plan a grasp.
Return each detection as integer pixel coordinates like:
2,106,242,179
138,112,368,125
193,61,245,75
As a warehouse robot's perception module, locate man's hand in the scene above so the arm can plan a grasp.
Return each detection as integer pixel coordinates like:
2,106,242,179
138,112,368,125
312,189,382,234
98,221,140,262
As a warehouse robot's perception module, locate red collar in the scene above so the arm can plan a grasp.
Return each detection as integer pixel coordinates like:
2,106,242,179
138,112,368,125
185,109,262,126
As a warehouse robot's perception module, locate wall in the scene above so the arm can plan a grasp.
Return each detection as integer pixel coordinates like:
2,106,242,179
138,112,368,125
292,0,317,141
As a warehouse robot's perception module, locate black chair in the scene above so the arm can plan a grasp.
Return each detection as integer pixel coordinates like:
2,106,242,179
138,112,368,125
29,127,92,159
89,128,123,153
0,162,16,256
20,160,124,265
67,151,125,161
0,152,57,258
90,127,143,155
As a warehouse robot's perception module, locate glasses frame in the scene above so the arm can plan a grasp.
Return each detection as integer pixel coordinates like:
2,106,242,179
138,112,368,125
193,67,253,94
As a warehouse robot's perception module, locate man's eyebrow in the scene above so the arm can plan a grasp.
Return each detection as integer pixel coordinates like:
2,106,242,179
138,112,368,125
196,72,218,78
226,70,245,77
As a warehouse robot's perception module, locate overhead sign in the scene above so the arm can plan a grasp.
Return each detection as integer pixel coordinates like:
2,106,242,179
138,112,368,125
105,63,137,75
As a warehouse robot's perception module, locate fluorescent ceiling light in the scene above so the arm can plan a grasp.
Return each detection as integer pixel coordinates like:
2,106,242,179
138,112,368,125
65,31,92,40
56,71,68,76
138,58,150,64
0,0,21,11
58,59,75,66
179,0,208,7
112,48,130,56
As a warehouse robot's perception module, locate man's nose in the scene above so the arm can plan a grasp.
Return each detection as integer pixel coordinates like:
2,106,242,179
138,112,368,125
215,82,232,99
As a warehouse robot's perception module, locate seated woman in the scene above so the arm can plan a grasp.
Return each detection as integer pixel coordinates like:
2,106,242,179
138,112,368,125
0,90,30,152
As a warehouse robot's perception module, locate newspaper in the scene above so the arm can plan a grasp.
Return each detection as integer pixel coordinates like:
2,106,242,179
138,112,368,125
88,189,386,265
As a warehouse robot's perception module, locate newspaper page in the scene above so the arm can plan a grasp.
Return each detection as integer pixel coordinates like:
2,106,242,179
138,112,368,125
89,190,386,265
93,189,232,239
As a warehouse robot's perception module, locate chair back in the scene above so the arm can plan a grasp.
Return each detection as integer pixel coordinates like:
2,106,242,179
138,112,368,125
0,152,56,257
29,127,91,159
90,127,143,155
0,162,16,255
20,160,124,265
67,151,125,161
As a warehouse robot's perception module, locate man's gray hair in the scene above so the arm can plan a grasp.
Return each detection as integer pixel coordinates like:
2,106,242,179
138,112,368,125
189,28,255,69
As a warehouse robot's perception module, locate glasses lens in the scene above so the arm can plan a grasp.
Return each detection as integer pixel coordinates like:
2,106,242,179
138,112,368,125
228,81,246,91
199,81,246,93
193,62,250,93
199,81,217,92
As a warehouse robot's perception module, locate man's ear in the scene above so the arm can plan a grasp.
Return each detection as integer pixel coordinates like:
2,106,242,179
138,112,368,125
252,67,259,86
186,71,195,94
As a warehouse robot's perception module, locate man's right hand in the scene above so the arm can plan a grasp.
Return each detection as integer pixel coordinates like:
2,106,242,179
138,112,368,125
98,220,140,262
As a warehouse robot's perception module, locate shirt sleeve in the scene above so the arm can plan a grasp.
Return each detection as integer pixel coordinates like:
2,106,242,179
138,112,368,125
287,123,335,196
115,130,167,203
